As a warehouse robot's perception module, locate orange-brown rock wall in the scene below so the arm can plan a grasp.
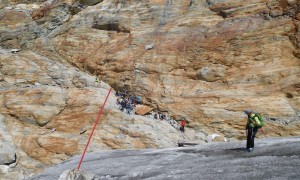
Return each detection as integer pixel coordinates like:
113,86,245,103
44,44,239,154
36,0,300,138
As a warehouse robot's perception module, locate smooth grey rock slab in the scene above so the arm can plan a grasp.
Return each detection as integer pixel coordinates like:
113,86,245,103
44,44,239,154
31,136,300,180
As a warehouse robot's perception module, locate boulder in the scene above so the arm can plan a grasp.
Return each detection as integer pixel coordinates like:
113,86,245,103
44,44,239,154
212,135,226,142
135,105,153,116
145,44,154,50
10,49,21,53
0,115,16,166
0,141,16,165
59,169,95,180
207,134,226,143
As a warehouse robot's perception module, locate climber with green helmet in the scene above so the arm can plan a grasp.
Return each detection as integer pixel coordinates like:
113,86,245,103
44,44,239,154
244,109,264,152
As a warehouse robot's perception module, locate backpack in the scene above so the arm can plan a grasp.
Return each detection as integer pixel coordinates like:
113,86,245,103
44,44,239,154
254,113,264,128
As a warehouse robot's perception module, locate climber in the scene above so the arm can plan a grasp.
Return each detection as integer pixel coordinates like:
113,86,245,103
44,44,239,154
154,113,158,119
132,97,137,106
120,98,127,112
126,99,133,115
244,109,263,152
123,89,128,98
95,76,101,87
159,113,165,120
115,90,120,97
129,94,134,104
180,119,186,132
116,96,122,106
136,95,141,104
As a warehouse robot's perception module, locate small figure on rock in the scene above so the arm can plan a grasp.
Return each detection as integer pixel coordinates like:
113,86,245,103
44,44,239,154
120,99,127,112
115,90,120,97
126,101,133,115
136,95,141,104
95,76,101,87
129,94,134,104
160,113,165,120
121,88,127,98
180,119,186,132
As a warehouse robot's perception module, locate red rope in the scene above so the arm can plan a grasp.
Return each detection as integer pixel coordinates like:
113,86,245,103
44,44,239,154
77,87,112,169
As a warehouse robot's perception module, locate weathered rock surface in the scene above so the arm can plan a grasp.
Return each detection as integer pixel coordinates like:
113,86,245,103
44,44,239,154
0,0,300,179
0,47,192,179
31,136,300,180
1,0,299,138
0,9,40,49
19,0,299,139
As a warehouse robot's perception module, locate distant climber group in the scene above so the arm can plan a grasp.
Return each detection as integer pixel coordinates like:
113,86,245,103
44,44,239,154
147,111,188,131
113,88,189,133
115,89,141,115
95,77,268,151
152,112,166,120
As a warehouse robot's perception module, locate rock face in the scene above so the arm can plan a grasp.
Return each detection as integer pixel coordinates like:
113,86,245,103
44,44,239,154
1,0,299,137
0,0,300,179
31,136,300,180
0,47,192,179
22,0,299,139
